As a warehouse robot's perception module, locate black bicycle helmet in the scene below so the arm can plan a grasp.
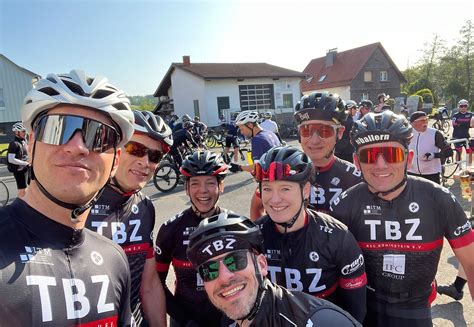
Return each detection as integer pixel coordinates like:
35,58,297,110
351,111,413,150
180,151,228,180
133,110,173,147
294,92,346,124
187,211,263,267
345,100,358,110
182,114,192,122
254,146,314,184
184,121,194,129
359,100,373,108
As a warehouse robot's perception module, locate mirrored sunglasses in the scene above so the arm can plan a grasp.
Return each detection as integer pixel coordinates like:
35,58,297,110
254,162,293,182
198,250,249,282
358,146,406,164
459,105,468,108
299,123,338,139
124,141,163,164
34,114,118,153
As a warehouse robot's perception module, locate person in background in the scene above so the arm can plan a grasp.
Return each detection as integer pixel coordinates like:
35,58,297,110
86,110,172,326
221,117,240,164
335,100,357,163
355,100,372,120
451,99,473,165
374,93,388,113
7,122,29,198
260,111,284,144
169,121,198,167
407,111,452,184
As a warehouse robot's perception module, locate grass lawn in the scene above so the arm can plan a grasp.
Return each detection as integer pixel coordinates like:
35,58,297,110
0,144,8,153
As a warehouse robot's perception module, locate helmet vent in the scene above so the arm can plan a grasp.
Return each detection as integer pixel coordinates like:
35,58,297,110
62,80,85,96
113,103,128,111
86,77,94,86
46,77,58,84
39,87,60,97
92,89,114,99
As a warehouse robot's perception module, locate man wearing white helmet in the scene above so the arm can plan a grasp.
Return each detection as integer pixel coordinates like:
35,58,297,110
231,110,280,219
451,99,473,164
0,70,135,326
7,122,29,197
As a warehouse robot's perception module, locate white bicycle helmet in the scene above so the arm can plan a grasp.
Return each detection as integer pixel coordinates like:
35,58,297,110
235,110,260,126
458,99,469,107
21,69,134,146
12,122,26,132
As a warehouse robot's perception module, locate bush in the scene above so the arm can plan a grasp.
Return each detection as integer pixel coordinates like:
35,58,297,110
414,88,434,104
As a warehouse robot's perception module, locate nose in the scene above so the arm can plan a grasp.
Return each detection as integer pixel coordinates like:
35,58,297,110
374,153,389,168
63,131,89,156
216,260,235,282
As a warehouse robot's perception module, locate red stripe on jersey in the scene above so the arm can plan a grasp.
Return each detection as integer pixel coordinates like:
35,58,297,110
428,280,437,305
448,230,474,249
146,246,154,259
314,281,338,298
339,272,367,289
78,316,117,326
172,258,193,269
358,239,443,252
122,243,150,255
156,261,170,272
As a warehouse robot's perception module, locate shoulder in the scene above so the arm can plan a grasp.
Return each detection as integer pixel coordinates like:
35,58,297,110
84,229,129,267
310,210,349,232
158,209,190,232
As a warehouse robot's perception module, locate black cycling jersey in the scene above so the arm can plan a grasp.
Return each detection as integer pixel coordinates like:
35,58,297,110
309,156,362,213
255,209,367,323
155,207,224,326
330,176,474,322
7,136,28,173
86,185,155,325
172,129,197,149
0,199,134,326
452,111,473,139
247,279,361,326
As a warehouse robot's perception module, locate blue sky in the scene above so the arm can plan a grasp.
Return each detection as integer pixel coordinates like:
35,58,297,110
1,0,473,96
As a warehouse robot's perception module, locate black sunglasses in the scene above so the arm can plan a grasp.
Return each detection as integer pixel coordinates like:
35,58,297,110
34,114,118,153
124,141,163,164
198,250,249,282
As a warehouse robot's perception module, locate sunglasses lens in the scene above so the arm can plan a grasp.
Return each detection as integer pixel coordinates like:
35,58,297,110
198,250,249,282
358,147,405,164
34,115,117,153
124,141,163,163
299,124,336,139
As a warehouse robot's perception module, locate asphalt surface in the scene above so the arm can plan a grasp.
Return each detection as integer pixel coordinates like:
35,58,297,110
1,138,473,326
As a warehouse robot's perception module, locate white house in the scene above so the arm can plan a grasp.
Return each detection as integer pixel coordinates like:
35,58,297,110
153,56,305,127
0,54,40,142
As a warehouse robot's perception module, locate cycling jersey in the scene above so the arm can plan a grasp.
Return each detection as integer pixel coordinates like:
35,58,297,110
155,207,224,326
247,279,361,326
408,127,446,175
309,156,362,213
192,122,207,136
86,185,155,325
255,209,367,323
452,111,473,139
7,136,28,173
251,130,280,161
330,176,474,322
0,199,134,326
260,119,278,133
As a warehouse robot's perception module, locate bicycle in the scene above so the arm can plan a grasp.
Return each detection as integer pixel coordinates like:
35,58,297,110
205,129,225,148
441,138,469,186
153,153,180,193
0,149,10,206
432,113,451,135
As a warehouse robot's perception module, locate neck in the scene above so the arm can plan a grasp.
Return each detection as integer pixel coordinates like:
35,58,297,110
313,154,335,169
253,126,263,135
192,205,218,218
23,181,90,229
368,181,407,201
275,208,306,233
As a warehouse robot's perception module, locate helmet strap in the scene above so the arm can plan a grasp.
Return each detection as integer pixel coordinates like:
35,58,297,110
30,140,116,223
110,176,140,197
187,181,220,218
363,159,409,199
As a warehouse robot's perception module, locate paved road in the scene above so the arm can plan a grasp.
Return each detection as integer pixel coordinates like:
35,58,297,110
1,139,473,325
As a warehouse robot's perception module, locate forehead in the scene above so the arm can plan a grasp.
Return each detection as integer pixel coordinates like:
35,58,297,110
300,119,335,126
358,141,405,151
47,104,113,126
261,180,298,187
130,133,162,151
189,175,218,183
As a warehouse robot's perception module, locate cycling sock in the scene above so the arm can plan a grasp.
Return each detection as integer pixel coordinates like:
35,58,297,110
454,276,467,292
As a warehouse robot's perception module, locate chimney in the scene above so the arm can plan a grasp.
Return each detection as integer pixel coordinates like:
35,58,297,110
183,55,191,66
325,48,337,67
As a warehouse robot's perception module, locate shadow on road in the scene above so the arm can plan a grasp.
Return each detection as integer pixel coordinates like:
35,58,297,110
432,301,467,327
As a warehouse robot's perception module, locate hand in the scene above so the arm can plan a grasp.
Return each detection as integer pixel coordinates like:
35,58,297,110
229,163,242,173
423,153,434,161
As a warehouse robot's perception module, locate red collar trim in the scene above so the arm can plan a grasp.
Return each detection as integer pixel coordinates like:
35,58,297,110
317,157,336,172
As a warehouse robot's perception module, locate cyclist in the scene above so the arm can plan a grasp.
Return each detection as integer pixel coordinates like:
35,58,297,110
355,100,372,120
155,150,229,326
186,212,362,326
168,114,179,130
221,117,240,164
171,114,191,133
260,111,285,144
330,110,474,327
294,92,362,213
169,121,198,167
0,70,135,325
254,146,367,323
335,100,358,163
192,116,207,147
86,110,172,325
407,111,452,184
451,99,473,165
7,122,29,197
230,110,280,220
374,93,388,113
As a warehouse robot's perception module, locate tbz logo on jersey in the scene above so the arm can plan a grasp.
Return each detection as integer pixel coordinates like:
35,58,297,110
20,246,53,265
341,254,364,275
382,254,406,280
201,237,237,256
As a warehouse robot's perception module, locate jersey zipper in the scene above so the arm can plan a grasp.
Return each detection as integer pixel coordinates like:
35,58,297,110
65,230,79,324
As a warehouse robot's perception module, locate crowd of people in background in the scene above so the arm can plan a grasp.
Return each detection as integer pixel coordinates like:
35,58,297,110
1,70,473,327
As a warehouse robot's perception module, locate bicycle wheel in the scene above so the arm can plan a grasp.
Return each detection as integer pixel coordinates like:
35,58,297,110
441,156,458,186
441,120,450,134
0,180,9,207
153,163,179,193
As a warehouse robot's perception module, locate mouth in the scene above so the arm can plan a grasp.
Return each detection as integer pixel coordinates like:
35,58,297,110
130,169,149,177
270,206,288,212
219,284,246,299
196,196,212,205
58,162,89,170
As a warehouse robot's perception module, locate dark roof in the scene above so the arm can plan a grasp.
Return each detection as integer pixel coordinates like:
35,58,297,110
154,62,305,97
0,54,41,78
300,42,406,93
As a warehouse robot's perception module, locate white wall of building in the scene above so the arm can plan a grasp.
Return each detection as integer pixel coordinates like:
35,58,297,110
302,85,350,101
171,68,205,121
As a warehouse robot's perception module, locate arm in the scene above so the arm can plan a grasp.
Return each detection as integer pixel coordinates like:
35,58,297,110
140,258,166,326
7,153,29,166
452,241,474,300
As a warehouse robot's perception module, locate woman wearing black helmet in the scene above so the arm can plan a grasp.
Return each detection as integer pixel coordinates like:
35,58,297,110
186,211,362,326
154,150,230,326
253,146,367,323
